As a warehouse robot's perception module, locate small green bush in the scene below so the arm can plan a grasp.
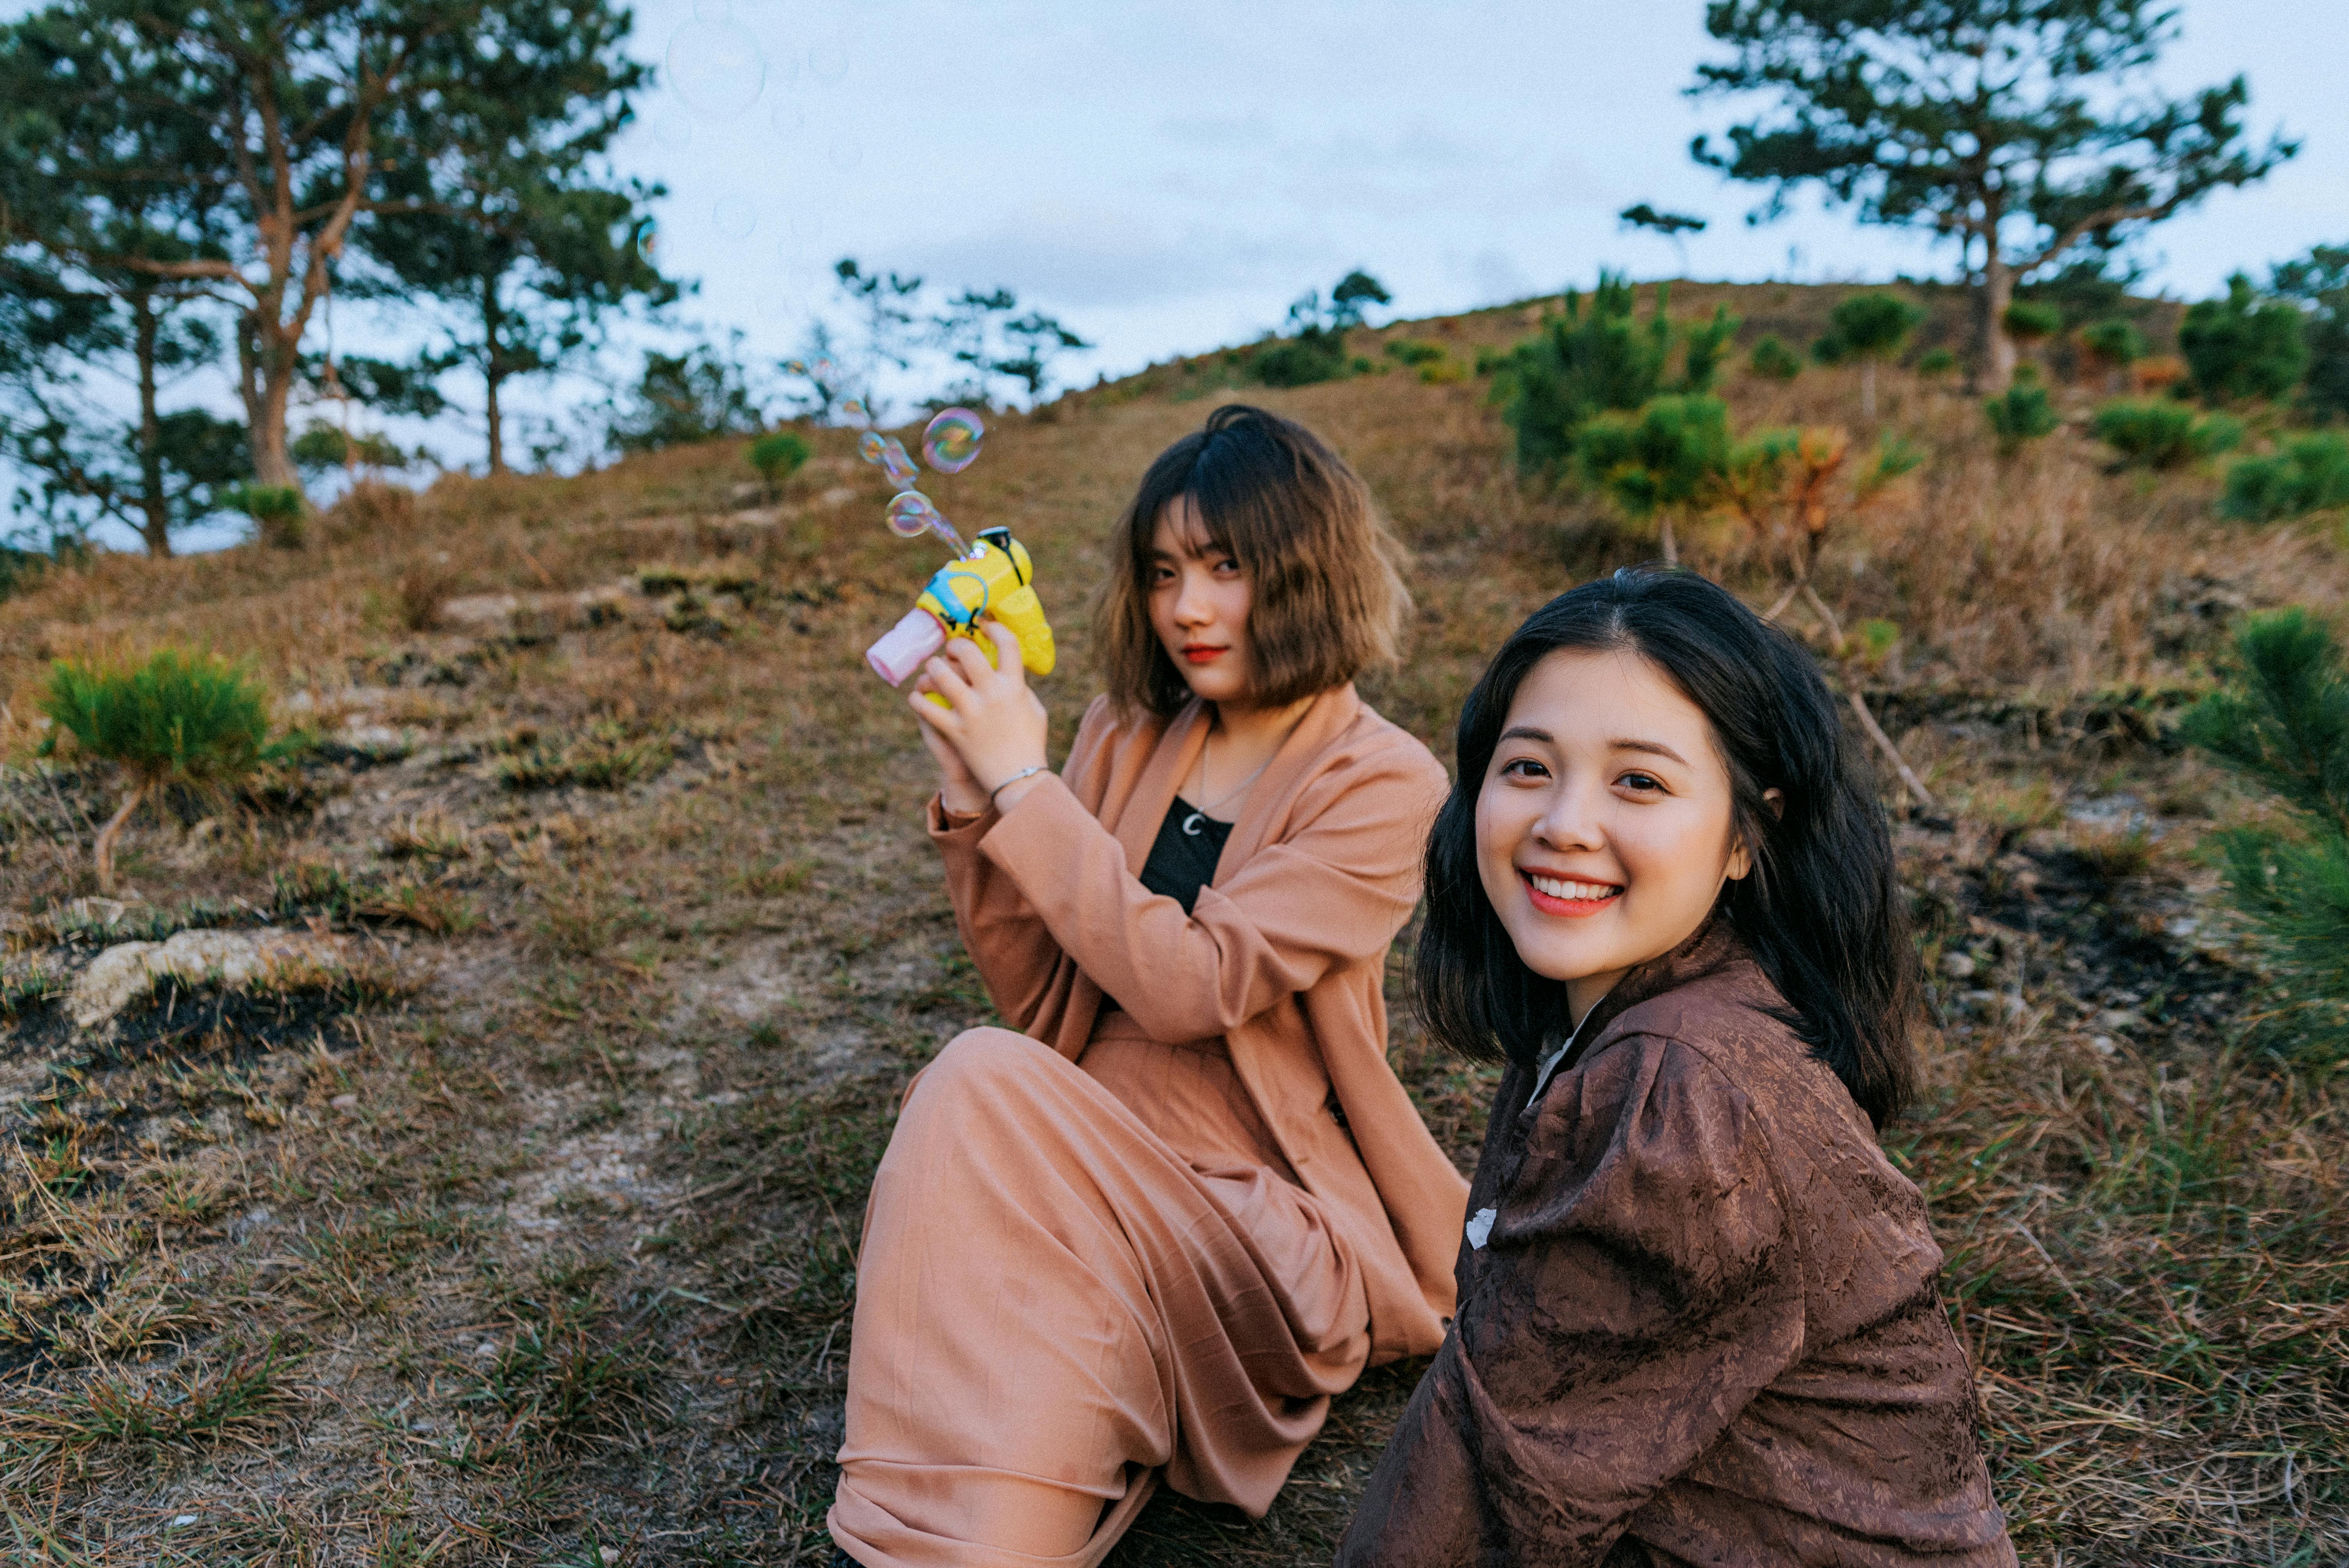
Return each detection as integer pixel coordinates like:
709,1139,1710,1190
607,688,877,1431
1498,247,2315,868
225,485,306,549
39,650,274,892
2092,399,2245,469
2180,273,2310,404
1385,339,1445,367
1983,384,2058,454
2181,609,2349,1063
1251,326,1351,388
2221,433,2349,522
1747,334,1802,381
747,431,811,497
2079,318,2147,369
1916,347,1957,378
2001,300,2063,342
1574,394,1730,564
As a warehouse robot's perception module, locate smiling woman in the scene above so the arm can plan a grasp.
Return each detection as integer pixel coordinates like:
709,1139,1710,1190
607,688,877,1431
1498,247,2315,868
1342,568,2016,1568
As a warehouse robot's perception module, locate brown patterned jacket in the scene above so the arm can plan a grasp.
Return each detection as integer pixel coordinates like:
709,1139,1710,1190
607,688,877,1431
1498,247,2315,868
1339,923,2016,1567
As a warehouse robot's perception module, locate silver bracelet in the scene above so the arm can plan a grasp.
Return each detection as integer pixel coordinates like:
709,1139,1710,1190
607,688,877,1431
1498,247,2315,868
989,766,1048,808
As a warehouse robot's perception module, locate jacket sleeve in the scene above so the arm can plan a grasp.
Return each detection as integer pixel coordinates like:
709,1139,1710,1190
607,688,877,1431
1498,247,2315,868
1339,1036,1804,1568
928,795,1066,1033
926,700,1129,1034
972,738,1440,1044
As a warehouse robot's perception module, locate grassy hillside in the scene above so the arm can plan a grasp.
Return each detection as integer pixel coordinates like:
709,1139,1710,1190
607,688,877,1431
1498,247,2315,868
1,281,2344,1565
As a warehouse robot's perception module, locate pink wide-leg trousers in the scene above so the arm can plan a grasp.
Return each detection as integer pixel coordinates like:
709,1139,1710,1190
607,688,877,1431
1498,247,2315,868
829,1024,1371,1567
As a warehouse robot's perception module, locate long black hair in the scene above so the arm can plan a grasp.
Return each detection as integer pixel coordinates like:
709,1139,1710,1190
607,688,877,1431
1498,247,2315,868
1413,567,1920,1128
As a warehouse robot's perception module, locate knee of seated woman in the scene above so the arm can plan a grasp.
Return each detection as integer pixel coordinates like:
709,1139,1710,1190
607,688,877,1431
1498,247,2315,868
920,1026,1054,1102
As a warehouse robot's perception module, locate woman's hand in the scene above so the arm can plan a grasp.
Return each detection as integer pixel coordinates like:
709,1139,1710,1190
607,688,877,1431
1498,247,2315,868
910,622,1052,813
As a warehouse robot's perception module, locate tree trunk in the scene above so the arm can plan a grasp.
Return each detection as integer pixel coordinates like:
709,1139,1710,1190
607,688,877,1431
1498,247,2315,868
1974,250,2018,394
1861,358,1878,420
483,274,507,476
1659,512,1680,567
131,290,173,558
251,344,303,495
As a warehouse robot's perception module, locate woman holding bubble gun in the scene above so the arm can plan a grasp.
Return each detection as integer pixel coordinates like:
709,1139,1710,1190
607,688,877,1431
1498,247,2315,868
1337,570,2014,1567
831,405,1466,1568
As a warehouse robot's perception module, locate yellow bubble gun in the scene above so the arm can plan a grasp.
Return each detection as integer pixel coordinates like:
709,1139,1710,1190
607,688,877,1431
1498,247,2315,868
865,526,1056,694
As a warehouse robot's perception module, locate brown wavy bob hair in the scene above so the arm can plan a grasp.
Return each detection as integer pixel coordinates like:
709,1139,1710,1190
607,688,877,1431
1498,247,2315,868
1093,404,1410,718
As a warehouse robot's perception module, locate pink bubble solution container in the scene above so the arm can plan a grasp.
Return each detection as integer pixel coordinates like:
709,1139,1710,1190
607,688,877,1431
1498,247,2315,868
866,608,947,686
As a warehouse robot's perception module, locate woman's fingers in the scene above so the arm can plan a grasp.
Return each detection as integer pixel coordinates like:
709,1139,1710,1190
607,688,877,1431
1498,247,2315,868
984,620,1026,685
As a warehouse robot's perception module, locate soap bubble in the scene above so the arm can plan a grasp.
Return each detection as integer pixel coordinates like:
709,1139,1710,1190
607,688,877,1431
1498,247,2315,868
887,491,941,538
857,431,886,463
881,438,918,488
843,396,868,419
646,116,693,152
923,408,985,473
784,359,807,375
667,21,766,118
635,223,659,262
712,197,757,239
811,356,836,381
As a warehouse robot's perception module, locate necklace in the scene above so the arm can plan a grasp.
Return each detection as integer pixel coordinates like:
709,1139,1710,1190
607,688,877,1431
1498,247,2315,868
1181,734,1274,836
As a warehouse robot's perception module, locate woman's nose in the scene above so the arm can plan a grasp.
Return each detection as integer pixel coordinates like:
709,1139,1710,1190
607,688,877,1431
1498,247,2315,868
1531,783,1605,852
1171,576,1213,626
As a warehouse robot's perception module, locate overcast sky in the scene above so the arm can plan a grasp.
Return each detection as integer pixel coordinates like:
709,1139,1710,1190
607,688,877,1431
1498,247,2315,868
631,0,2345,374
7,0,2346,546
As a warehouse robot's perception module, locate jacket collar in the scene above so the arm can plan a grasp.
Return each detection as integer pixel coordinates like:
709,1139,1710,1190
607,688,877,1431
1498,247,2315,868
1554,914,1745,1078
1109,684,1363,874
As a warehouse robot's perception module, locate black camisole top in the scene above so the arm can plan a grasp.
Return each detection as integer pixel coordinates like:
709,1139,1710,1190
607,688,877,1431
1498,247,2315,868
1137,798,1232,914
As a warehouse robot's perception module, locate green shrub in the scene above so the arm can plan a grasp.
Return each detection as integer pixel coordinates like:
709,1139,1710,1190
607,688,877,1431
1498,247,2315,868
1747,335,1802,381
2181,609,2349,1063
1983,384,2058,454
1250,326,1351,388
2272,244,2348,422
1677,305,1741,394
1574,394,1730,564
1916,346,1958,378
1385,339,1445,367
2221,433,2349,522
747,431,811,498
2092,398,2245,469
39,650,274,892
2079,318,2147,369
1495,274,1727,476
225,484,306,549
2180,273,2310,404
2001,300,2064,343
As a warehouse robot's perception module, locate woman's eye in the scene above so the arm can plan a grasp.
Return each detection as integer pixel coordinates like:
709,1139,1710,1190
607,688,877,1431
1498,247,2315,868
1499,757,1549,781
1616,771,1664,793
1212,557,1240,577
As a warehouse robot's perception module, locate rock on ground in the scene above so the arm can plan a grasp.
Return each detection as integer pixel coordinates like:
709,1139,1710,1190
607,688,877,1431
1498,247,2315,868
69,928,351,1030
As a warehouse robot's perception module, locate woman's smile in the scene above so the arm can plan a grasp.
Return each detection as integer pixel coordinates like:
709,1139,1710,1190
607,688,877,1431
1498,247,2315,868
1182,642,1229,665
1518,869,1624,916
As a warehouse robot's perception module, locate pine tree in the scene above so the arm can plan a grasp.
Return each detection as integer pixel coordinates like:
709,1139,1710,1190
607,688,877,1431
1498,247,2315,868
1689,2,2295,390
2182,610,2349,1062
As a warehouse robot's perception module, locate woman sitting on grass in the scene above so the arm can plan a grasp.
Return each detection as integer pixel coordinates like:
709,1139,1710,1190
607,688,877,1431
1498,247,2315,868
1340,569,2015,1567
828,404,1467,1568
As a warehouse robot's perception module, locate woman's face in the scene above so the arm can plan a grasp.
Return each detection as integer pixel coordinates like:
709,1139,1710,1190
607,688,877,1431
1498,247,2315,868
1148,497,1256,707
1475,646,1757,1020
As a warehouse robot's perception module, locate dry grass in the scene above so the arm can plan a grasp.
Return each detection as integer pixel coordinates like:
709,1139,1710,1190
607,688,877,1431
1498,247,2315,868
0,281,2344,1563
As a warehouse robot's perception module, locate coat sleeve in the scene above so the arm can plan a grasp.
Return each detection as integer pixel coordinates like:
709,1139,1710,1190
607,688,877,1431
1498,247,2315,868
927,700,1123,1034
972,736,1440,1045
1338,1036,1804,1568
